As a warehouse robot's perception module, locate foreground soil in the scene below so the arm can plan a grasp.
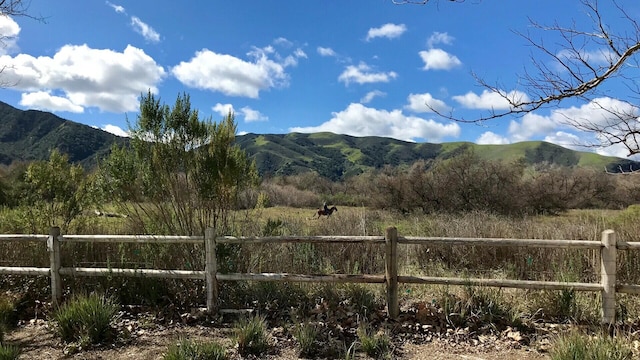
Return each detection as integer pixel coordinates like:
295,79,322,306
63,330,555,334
5,318,553,360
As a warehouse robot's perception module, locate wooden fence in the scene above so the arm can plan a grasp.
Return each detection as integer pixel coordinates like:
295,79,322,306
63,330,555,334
1,226,637,325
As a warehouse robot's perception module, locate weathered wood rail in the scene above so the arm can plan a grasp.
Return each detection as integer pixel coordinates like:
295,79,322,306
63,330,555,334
0,227,630,324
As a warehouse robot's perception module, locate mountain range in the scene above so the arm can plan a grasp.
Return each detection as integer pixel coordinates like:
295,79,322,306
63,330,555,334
1,101,638,179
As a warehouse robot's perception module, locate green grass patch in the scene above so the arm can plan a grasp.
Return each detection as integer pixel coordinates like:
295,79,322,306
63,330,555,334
550,330,634,360
0,344,20,360
233,314,269,357
51,292,119,346
163,338,227,360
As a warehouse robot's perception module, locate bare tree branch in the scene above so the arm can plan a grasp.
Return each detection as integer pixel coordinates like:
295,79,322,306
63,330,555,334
424,0,640,155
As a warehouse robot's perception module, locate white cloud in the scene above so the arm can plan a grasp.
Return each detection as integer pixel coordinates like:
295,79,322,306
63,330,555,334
294,48,307,59
106,1,125,13
427,32,454,48
552,97,639,129
172,46,299,98
419,49,461,70
361,90,386,104
317,47,336,57
212,103,235,117
366,23,407,41
452,89,530,110
338,62,397,85
102,124,129,137
476,131,510,145
289,103,460,142
20,91,84,113
0,44,165,113
240,106,267,122
0,15,20,55
273,37,292,47
131,16,160,43
543,131,583,151
508,112,558,142
405,92,448,113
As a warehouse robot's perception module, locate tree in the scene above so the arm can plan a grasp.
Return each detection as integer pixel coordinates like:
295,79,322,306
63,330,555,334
415,0,640,156
22,149,87,232
97,92,258,236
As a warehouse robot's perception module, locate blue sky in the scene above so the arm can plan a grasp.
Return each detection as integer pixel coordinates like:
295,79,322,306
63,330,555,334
0,0,639,158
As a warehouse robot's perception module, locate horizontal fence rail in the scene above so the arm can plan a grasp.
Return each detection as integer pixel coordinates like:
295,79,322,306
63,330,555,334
0,227,630,324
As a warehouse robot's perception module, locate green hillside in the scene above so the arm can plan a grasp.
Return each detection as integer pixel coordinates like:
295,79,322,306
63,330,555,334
1,101,637,179
236,132,640,180
0,101,126,168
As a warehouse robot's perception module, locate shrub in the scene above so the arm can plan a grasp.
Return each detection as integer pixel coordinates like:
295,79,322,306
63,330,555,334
0,344,20,360
163,338,227,360
550,330,633,360
233,314,269,356
356,323,391,359
52,293,119,346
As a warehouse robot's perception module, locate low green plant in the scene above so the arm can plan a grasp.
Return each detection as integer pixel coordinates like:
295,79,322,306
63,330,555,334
0,344,21,360
52,292,119,346
0,297,16,344
294,322,319,358
356,323,391,359
233,314,269,356
163,338,227,360
550,330,634,360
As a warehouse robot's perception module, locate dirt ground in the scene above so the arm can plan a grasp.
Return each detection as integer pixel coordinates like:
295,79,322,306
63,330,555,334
5,318,551,360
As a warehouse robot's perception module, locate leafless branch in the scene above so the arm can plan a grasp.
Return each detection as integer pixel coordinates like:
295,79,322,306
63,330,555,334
427,0,640,155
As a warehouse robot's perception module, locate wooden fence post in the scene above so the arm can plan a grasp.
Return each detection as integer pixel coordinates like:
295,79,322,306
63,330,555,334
205,227,218,313
385,226,399,319
48,226,62,306
601,229,616,325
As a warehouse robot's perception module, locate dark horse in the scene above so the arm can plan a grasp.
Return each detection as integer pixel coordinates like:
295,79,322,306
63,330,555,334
314,206,338,219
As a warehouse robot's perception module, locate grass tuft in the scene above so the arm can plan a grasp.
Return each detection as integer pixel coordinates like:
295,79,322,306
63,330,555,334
51,292,119,346
293,322,320,358
163,338,227,360
550,330,634,360
0,344,20,360
233,314,269,357
356,322,391,359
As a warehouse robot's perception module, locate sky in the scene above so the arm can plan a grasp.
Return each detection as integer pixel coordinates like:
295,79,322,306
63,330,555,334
0,0,639,158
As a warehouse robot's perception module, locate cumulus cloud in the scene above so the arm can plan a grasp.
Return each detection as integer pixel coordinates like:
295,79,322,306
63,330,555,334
338,62,397,85
289,103,460,142
102,124,129,137
0,15,20,55
173,45,301,98
212,103,235,117
427,32,454,48
361,90,386,104
476,131,510,145
317,47,336,57
131,16,160,43
419,48,461,70
0,44,165,113
543,131,583,151
366,23,407,41
453,89,530,110
20,91,84,113
405,92,448,113
508,112,558,142
240,106,268,122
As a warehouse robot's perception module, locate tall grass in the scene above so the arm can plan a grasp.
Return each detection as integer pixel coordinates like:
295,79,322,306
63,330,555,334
550,330,634,360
